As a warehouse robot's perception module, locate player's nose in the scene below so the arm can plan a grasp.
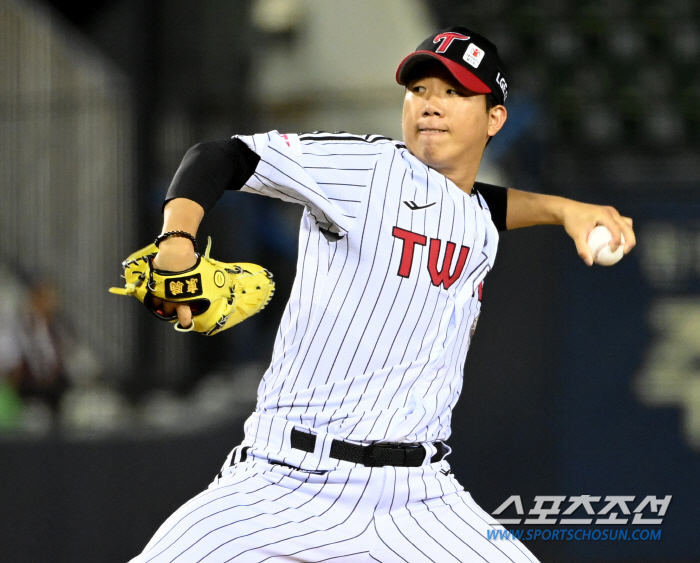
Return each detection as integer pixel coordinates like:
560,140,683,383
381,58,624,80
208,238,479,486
421,98,444,116
420,87,446,115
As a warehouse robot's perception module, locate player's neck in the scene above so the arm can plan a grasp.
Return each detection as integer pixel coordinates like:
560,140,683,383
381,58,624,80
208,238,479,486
439,153,483,195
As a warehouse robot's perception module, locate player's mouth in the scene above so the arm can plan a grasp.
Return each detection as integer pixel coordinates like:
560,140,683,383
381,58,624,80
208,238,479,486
418,127,448,135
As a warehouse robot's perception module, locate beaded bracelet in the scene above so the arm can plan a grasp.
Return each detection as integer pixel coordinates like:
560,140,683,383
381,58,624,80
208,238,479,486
154,230,198,252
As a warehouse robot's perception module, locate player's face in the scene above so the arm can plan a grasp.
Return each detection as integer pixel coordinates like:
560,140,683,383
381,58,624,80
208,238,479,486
401,63,505,179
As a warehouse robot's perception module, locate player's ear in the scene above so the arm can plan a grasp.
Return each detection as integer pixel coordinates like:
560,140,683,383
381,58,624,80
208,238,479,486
487,105,507,137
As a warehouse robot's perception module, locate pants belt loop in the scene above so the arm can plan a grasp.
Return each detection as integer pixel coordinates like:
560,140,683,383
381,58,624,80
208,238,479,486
229,444,250,467
290,427,317,453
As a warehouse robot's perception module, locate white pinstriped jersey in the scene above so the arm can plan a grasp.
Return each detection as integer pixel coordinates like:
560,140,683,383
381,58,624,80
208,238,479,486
128,131,542,563
236,131,499,446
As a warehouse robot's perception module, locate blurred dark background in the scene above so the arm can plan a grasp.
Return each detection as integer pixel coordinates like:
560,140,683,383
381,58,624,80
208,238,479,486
1,1,699,562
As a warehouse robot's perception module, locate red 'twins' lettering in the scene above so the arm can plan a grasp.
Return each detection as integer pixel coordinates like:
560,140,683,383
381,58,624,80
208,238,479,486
392,227,427,277
392,227,470,289
428,239,470,289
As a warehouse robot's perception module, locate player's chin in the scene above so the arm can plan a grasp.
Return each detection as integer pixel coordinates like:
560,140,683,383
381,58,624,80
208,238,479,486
413,145,447,170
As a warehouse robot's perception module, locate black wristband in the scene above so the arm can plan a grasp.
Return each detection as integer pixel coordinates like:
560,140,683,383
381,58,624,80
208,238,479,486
154,231,198,251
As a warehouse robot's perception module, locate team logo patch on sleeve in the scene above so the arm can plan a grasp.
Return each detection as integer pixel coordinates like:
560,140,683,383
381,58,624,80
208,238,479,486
463,43,485,68
164,273,203,299
281,133,302,155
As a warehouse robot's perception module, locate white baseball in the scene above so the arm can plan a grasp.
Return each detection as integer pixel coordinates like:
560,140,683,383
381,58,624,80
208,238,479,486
587,225,625,266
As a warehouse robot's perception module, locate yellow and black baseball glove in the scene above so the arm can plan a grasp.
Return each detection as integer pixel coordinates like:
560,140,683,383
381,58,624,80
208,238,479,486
109,238,274,335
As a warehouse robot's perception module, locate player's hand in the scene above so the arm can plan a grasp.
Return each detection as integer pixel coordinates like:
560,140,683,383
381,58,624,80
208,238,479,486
560,201,636,266
151,237,198,328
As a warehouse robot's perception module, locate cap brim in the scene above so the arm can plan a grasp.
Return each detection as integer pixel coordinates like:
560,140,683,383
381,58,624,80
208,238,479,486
396,51,492,95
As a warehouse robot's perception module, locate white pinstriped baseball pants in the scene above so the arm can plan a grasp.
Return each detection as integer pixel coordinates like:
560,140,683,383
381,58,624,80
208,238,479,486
129,455,540,563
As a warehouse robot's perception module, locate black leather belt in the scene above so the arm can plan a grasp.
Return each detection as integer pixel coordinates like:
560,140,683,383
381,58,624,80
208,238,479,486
290,428,446,467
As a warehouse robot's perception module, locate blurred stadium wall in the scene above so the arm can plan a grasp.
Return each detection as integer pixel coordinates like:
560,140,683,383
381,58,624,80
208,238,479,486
0,0,136,377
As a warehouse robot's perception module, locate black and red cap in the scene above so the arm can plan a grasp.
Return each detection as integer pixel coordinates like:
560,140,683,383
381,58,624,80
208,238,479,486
396,26,509,105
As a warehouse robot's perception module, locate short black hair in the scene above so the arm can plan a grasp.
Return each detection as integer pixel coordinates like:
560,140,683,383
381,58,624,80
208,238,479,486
485,93,498,113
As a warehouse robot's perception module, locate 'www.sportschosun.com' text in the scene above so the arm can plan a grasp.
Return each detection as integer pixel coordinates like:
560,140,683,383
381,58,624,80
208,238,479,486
488,528,662,541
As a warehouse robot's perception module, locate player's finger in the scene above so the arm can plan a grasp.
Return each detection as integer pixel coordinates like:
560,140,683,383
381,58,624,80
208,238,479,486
164,301,177,317
597,210,625,252
175,303,193,329
150,296,186,322
602,211,635,254
150,295,168,314
156,298,178,318
574,236,594,266
619,216,636,254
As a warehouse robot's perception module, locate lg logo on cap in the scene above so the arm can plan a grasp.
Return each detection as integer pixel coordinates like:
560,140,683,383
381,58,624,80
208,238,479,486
496,71,508,101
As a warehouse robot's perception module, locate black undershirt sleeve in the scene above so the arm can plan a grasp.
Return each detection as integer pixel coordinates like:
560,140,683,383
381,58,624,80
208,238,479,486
473,181,508,232
164,138,261,213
